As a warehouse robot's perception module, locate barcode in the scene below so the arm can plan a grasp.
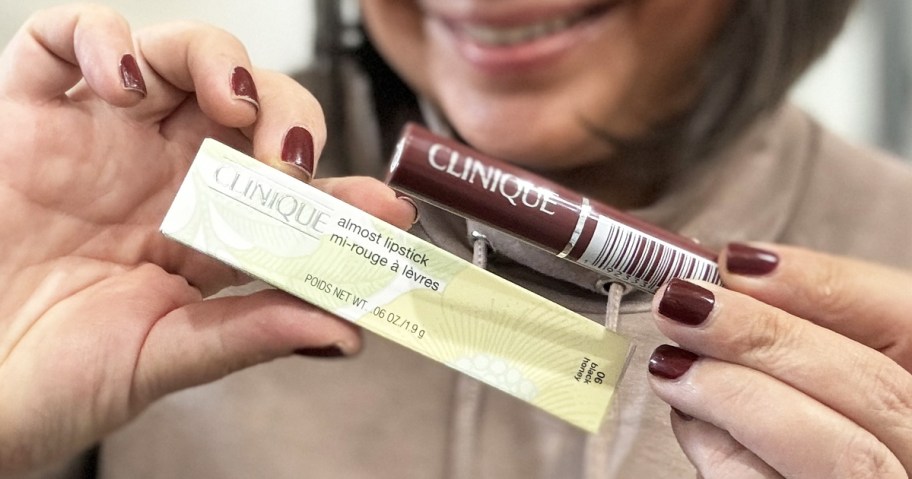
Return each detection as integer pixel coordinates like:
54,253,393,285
578,215,720,293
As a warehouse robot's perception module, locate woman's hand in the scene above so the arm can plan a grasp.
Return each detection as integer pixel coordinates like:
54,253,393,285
649,243,912,478
0,4,416,473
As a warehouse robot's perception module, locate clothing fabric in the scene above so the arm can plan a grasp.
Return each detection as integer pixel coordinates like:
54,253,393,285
20,57,912,479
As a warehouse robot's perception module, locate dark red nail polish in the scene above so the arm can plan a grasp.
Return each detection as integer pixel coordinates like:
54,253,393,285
120,54,147,97
725,243,779,276
658,279,715,326
282,126,315,181
294,345,344,358
395,193,420,225
230,66,259,109
649,344,698,380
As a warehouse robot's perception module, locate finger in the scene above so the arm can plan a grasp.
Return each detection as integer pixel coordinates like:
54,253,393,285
124,21,258,126
669,411,782,479
653,279,912,472
0,4,145,104
158,68,418,229
316,176,420,231
158,68,321,182
155,94,253,157
132,287,361,406
648,347,906,478
720,243,912,366
240,69,324,182
230,71,418,229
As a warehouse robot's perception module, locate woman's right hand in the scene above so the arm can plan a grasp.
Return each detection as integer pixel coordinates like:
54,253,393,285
649,244,912,477
0,4,416,473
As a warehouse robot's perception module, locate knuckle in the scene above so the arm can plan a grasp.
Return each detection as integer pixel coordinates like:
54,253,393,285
832,430,903,479
160,20,245,50
132,264,197,302
736,308,800,369
286,75,324,116
804,257,855,318
712,372,763,411
206,24,244,48
172,19,225,36
28,3,121,29
697,438,748,474
76,3,122,19
80,4,130,30
264,70,322,106
255,69,327,137
166,19,211,32
864,359,912,429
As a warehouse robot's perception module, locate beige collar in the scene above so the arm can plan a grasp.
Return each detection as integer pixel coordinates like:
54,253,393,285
637,104,818,251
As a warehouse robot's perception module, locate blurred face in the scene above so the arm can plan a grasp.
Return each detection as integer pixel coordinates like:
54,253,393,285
361,0,732,171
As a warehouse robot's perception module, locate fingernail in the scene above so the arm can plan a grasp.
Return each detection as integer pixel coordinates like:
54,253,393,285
649,344,698,380
120,54,147,97
282,126,315,181
725,243,779,276
658,279,714,326
230,66,259,110
396,193,420,225
672,408,694,421
294,345,345,358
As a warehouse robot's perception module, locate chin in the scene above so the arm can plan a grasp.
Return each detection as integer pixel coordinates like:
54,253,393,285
448,120,611,172
434,84,617,171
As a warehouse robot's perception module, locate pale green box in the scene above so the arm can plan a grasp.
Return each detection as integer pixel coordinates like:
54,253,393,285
161,139,632,432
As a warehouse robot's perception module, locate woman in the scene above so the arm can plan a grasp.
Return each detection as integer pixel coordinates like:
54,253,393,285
1,1,910,477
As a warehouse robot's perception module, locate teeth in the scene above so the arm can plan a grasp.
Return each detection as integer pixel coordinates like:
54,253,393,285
460,13,585,46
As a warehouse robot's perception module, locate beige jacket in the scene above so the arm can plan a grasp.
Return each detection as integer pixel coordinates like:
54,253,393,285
20,73,912,478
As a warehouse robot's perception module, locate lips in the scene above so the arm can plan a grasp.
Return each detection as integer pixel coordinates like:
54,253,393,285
459,10,593,46
427,2,621,73
454,3,617,47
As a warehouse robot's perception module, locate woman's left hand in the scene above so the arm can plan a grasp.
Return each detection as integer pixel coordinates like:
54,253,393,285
648,243,912,478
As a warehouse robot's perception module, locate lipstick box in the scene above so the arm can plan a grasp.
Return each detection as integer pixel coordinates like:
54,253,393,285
160,139,632,432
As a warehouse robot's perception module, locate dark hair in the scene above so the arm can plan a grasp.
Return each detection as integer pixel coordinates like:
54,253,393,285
670,0,858,162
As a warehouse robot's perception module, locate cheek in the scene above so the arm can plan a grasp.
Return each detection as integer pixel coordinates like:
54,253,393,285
625,1,734,107
574,0,733,138
360,1,433,97
433,85,619,170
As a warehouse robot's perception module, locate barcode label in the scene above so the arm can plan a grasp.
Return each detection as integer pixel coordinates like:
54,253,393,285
578,215,720,293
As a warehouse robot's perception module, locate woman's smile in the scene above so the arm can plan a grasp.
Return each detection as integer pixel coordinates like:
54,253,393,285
426,1,624,74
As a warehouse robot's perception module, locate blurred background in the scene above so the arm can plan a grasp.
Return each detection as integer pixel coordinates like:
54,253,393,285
2,0,910,159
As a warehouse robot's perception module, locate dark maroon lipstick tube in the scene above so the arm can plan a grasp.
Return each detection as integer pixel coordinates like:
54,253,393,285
386,123,720,293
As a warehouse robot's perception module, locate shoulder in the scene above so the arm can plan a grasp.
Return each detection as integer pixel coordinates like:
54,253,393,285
780,106,912,267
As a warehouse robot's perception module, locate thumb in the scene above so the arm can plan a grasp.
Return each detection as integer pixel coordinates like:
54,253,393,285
131,288,361,405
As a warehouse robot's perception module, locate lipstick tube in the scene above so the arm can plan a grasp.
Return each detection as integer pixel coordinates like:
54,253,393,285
386,123,720,293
